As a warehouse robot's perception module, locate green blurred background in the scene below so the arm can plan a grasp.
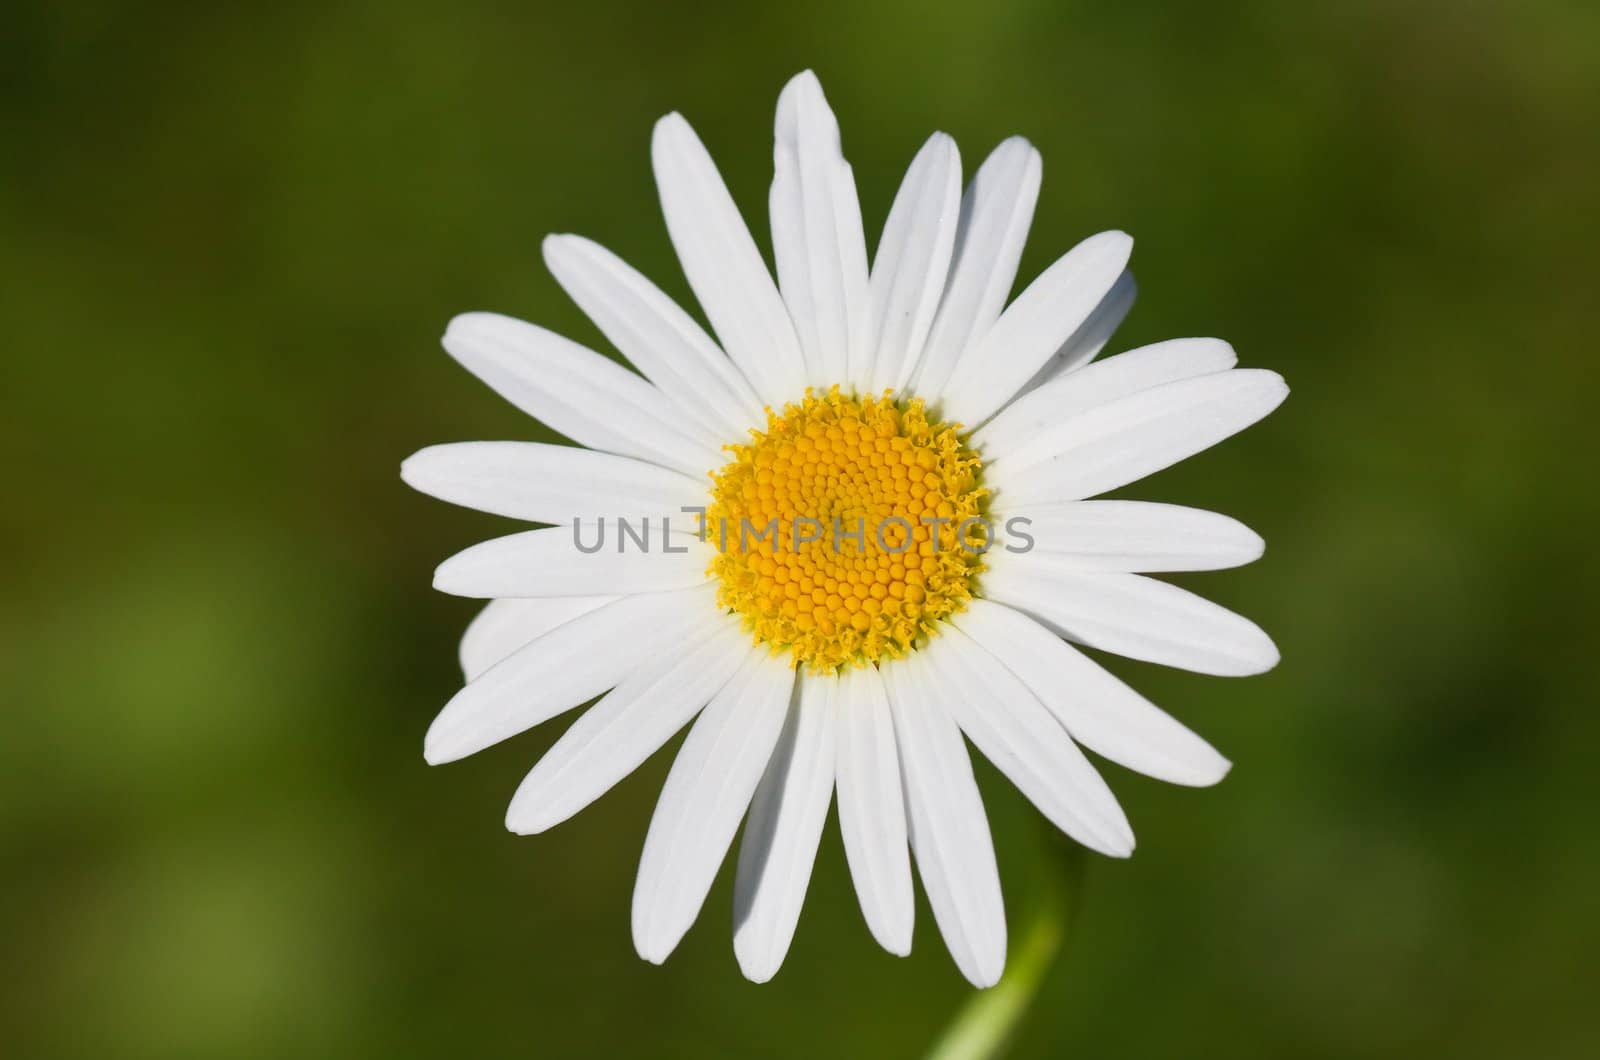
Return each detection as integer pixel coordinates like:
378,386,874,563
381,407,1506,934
4,1,1597,1056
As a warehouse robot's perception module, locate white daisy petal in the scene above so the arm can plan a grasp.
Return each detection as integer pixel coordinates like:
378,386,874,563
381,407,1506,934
833,664,914,956
884,652,1006,989
424,586,714,765
441,312,720,477
939,230,1134,429
924,628,1134,857
505,615,753,834
459,597,616,682
652,112,807,409
733,671,837,982
911,136,1042,400
401,442,708,525
952,600,1231,787
974,337,1240,466
990,369,1290,505
633,651,797,964
865,133,962,394
982,560,1280,677
997,500,1264,573
542,234,765,440
432,523,712,599
770,70,870,391
1016,268,1138,395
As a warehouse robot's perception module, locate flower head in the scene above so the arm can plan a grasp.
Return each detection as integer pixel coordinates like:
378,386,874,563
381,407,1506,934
402,70,1286,987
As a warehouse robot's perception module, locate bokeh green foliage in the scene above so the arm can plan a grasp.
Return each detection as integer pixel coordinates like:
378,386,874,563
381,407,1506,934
3,1,1597,1057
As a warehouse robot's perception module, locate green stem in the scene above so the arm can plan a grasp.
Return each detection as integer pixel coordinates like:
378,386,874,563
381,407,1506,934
923,837,1086,1060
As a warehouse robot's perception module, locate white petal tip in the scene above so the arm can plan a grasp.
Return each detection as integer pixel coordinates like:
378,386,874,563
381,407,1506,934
442,310,497,343
965,963,1005,990
877,933,913,959
1220,658,1279,679
1082,823,1136,859
632,904,690,966
1242,530,1268,564
429,553,500,599
632,932,674,966
429,564,458,595
1210,624,1281,677
1088,229,1135,261
503,801,550,836
422,731,458,767
734,948,780,984
422,694,483,765
398,452,423,487
903,130,959,173
652,111,691,144
873,904,915,957
1247,638,1282,675
398,446,453,495
539,234,587,291
781,68,821,94
507,821,551,837
540,232,576,259
1248,370,1291,409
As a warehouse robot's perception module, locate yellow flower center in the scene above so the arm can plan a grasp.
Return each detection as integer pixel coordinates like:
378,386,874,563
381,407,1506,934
706,387,987,674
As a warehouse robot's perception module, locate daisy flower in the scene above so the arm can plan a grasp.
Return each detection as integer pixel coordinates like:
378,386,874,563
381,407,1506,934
402,70,1286,988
